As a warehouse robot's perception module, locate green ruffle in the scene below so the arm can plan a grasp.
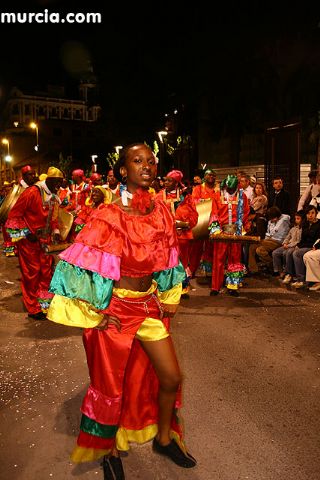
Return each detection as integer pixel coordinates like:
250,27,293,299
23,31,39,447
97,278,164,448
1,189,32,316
153,261,186,292
49,260,113,310
80,414,118,438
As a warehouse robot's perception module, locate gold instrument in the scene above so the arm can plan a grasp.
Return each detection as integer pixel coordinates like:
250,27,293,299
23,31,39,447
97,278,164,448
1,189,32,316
0,184,24,224
191,199,212,240
57,208,74,241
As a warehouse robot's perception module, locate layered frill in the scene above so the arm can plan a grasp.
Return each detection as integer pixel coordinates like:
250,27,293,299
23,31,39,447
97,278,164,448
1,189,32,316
5,217,30,242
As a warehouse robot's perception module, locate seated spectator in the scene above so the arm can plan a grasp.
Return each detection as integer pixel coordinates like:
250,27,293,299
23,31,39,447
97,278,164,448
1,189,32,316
248,206,290,274
250,182,268,238
303,239,320,291
289,205,320,288
268,176,291,216
239,174,254,204
273,211,303,280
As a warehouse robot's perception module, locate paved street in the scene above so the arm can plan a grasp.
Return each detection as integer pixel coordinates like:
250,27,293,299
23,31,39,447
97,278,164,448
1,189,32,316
1,251,320,480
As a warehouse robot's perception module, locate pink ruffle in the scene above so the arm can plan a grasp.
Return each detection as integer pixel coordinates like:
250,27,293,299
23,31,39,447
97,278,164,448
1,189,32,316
168,247,179,269
227,263,246,272
59,242,121,280
81,385,122,425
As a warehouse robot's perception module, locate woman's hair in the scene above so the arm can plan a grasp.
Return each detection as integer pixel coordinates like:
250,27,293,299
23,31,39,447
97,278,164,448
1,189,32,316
253,182,267,197
113,143,150,182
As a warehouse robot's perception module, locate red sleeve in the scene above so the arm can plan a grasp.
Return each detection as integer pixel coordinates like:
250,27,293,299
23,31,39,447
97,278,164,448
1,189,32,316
175,195,198,229
6,187,38,231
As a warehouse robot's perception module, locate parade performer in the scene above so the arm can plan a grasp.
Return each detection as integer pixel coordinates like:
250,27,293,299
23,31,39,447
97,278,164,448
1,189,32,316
190,169,219,277
66,169,90,214
103,168,121,201
1,165,37,256
157,170,198,296
47,143,196,480
5,167,64,320
209,174,250,296
73,186,112,234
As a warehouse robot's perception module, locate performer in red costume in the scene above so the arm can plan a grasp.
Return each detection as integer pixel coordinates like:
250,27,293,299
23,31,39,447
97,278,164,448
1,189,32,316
5,167,64,320
1,165,37,256
190,169,219,277
73,186,112,234
47,144,196,480
157,170,198,296
66,169,89,214
208,174,250,297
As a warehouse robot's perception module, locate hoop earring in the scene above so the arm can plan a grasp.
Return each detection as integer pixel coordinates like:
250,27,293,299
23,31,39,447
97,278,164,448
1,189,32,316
121,175,127,183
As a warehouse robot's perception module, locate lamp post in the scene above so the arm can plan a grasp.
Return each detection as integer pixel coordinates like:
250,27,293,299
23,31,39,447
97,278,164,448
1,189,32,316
30,122,39,151
1,138,13,182
156,131,168,176
30,122,40,174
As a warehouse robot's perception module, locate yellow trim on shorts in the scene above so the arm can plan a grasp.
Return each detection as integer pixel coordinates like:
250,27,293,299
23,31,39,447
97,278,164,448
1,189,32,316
135,317,169,341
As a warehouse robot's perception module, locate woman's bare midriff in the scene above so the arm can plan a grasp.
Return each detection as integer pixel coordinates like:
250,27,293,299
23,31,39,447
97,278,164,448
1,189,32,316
113,275,153,292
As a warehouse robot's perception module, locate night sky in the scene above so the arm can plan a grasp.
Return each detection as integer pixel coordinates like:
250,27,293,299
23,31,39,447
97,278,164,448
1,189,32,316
1,1,320,144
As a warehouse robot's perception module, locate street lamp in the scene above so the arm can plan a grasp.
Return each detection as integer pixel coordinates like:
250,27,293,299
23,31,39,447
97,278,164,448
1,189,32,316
30,122,39,151
2,138,12,161
114,145,123,155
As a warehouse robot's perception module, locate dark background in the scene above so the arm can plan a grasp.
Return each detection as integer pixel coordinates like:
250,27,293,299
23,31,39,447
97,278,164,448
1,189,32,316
1,0,320,183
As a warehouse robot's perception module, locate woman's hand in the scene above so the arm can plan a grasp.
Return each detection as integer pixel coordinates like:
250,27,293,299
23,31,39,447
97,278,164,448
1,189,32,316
96,314,121,331
160,303,178,318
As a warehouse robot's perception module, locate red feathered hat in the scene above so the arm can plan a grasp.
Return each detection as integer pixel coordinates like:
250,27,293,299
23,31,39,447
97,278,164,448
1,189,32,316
72,169,84,178
166,169,183,184
21,165,33,174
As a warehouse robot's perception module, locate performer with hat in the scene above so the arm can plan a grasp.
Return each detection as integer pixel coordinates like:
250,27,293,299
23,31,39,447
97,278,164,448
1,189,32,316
66,169,90,214
208,174,250,296
190,168,219,277
5,167,64,320
73,186,112,234
1,165,37,256
157,170,198,296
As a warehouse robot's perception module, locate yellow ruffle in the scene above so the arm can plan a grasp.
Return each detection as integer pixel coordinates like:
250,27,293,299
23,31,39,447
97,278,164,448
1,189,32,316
157,282,182,305
116,424,158,451
47,295,103,328
71,446,111,463
70,428,185,463
112,280,157,298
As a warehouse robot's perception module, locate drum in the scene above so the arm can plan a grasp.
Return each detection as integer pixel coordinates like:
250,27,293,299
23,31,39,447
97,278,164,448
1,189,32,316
0,184,24,224
191,199,212,240
57,208,74,241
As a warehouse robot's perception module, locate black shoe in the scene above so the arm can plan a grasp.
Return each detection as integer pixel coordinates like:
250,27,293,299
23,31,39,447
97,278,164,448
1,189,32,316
152,437,197,468
28,312,47,321
228,289,239,297
210,290,219,296
181,293,190,299
102,456,125,480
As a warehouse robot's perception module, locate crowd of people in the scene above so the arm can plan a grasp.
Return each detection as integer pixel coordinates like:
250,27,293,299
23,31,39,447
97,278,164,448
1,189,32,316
1,148,320,479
